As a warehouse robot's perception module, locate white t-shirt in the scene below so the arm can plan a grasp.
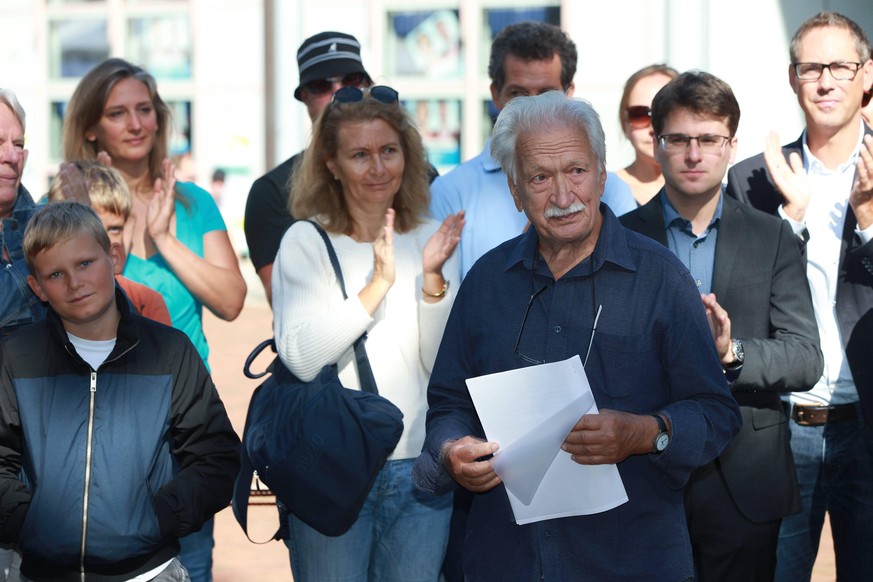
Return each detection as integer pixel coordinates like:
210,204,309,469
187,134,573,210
67,333,116,371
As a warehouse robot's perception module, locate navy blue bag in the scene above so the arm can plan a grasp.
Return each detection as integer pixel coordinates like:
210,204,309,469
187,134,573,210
232,222,404,538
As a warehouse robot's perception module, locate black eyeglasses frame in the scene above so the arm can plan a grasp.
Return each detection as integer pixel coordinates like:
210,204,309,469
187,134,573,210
791,61,862,82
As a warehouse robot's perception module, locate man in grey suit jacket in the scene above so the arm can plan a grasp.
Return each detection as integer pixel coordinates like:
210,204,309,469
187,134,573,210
725,12,873,581
622,71,822,582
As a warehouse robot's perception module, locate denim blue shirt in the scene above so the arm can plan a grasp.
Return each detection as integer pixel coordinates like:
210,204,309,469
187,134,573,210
430,141,637,278
413,205,740,581
1,186,45,336
662,192,723,294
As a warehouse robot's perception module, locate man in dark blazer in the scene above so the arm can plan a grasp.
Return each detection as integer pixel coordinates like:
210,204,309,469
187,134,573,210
725,12,873,581
622,71,822,582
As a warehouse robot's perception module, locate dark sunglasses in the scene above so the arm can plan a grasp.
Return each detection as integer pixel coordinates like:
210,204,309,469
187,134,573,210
626,105,653,129
303,72,369,96
332,85,399,105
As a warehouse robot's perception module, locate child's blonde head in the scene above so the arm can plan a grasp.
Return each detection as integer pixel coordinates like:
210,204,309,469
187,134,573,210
48,161,132,220
24,201,111,273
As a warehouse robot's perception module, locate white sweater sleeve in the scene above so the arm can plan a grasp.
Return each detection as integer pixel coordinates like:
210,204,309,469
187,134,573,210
272,222,373,381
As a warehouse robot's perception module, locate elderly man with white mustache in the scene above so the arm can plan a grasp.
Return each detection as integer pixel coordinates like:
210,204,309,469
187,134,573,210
414,91,741,581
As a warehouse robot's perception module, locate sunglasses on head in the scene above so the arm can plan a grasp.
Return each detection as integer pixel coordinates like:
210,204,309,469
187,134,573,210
303,72,369,96
626,105,653,129
332,85,399,105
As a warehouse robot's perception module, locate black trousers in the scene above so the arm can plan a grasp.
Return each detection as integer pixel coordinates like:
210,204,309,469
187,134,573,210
685,461,781,582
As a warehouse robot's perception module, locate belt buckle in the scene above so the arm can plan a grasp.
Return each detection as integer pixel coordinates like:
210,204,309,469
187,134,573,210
793,404,825,427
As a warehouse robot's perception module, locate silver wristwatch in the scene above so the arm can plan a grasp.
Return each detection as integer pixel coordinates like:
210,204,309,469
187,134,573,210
651,414,670,454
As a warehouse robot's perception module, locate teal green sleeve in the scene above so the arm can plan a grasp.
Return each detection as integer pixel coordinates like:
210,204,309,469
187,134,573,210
176,182,226,234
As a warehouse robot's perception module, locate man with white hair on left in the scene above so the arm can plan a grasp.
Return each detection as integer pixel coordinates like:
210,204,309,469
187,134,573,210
0,87,44,582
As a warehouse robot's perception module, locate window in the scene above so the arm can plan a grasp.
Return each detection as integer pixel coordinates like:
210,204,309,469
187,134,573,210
386,9,463,79
405,98,462,174
127,14,192,80
167,100,192,157
49,101,68,161
48,18,109,78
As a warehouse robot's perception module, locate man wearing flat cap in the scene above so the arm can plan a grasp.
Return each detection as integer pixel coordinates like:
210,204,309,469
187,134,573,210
244,31,372,304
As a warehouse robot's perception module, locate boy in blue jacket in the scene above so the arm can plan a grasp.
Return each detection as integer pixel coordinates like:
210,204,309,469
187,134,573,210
0,201,240,582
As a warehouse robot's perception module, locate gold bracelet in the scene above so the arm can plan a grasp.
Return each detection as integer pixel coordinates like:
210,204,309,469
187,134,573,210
422,280,449,298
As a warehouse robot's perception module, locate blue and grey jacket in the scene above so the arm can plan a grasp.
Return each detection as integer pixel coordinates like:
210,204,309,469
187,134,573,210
0,185,46,336
0,289,240,581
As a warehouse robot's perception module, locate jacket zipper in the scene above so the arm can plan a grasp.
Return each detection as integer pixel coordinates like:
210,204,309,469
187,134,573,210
60,336,136,580
80,371,97,582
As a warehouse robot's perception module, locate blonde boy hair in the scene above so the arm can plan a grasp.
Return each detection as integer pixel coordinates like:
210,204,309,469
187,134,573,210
24,201,111,273
48,161,132,220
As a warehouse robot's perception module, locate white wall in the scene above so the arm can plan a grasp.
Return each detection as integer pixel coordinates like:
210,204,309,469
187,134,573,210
0,0,43,192
190,0,264,242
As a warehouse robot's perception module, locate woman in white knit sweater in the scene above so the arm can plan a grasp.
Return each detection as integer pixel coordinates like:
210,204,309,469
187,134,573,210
272,85,465,582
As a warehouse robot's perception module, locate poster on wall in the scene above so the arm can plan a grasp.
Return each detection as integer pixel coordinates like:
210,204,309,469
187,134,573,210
389,10,462,79
404,98,461,174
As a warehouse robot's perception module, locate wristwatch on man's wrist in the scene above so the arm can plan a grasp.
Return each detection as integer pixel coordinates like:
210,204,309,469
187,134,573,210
651,414,670,454
724,338,745,371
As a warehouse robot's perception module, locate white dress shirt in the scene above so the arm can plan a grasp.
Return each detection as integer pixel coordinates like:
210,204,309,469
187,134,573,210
779,122,873,406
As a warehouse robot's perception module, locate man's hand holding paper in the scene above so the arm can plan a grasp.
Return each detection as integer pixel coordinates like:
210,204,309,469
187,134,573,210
442,437,501,493
562,409,664,465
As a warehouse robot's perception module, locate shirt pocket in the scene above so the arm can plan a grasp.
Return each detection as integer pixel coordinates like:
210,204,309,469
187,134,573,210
590,332,658,408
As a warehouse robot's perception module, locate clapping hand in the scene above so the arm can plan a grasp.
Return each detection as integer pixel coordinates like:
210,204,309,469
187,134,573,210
358,209,396,316
146,158,177,245
372,208,396,288
96,150,113,167
763,132,810,222
701,293,733,365
55,162,91,204
423,211,465,275
850,134,873,230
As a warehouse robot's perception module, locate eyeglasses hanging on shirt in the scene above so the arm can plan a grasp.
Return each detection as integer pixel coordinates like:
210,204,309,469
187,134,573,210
514,253,602,368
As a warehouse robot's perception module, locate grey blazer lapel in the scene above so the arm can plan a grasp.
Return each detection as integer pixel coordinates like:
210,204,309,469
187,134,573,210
634,191,669,246
712,195,741,299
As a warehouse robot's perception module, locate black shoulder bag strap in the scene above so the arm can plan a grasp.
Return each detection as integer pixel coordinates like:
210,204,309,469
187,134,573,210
243,220,378,391
304,220,378,394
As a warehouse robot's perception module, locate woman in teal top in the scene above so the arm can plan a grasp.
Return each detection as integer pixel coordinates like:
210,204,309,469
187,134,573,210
62,58,246,368
62,57,246,582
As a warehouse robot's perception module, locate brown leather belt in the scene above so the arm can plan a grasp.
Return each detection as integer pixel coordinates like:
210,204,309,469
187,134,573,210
790,403,857,426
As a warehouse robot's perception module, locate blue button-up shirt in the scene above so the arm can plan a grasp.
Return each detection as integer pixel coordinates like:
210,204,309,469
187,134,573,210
414,205,740,581
662,192,723,294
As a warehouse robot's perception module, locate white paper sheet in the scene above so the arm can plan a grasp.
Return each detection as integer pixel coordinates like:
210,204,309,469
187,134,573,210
466,355,628,524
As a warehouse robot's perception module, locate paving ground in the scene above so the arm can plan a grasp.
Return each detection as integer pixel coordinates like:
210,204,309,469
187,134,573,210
204,259,837,581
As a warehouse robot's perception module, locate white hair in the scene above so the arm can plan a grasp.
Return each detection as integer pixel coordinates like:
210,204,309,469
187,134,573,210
490,91,605,184
0,88,26,134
